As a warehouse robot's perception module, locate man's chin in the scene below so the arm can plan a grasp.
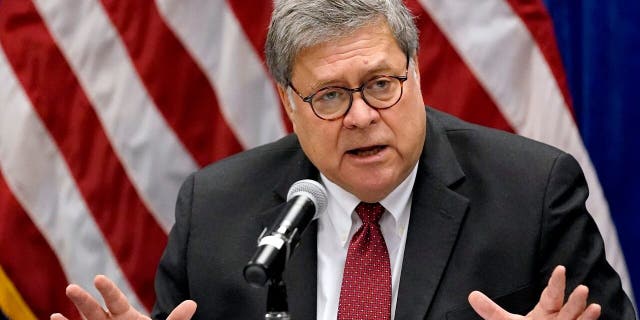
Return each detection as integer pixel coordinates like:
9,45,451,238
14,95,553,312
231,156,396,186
344,178,396,203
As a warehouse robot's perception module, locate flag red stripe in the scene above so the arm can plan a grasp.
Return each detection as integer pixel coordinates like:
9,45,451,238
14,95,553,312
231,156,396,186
0,174,78,319
406,0,514,132
0,0,164,309
226,0,293,133
226,0,273,62
504,0,575,115
99,0,243,165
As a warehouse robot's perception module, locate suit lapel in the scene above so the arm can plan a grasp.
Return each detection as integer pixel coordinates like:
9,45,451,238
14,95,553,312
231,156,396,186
395,109,469,319
256,141,319,319
284,220,318,319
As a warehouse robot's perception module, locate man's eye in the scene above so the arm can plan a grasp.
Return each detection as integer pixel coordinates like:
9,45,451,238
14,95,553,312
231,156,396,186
319,89,342,101
368,78,391,91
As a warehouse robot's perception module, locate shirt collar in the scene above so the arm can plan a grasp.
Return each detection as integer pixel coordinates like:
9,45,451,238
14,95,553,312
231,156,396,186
320,162,419,246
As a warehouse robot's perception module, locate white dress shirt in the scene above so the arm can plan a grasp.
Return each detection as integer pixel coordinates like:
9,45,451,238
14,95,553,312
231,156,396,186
317,163,418,320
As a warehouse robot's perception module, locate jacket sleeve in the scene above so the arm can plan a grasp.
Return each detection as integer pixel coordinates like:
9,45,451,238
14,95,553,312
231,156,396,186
538,152,636,319
151,173,195,319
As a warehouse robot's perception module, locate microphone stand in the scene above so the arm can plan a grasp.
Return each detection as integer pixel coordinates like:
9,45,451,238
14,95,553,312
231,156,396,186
244,226,294,319
264,273,290,319
263,235,291,320
251,221,298,320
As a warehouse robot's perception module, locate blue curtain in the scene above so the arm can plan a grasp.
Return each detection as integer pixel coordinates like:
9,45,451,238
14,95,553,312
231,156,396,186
543,0,640,298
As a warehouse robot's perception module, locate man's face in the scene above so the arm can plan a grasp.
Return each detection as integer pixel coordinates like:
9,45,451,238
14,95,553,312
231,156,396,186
279,21,426,202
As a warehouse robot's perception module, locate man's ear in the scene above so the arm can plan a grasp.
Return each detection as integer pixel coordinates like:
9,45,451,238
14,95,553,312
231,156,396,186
412,53,420,84
276,84,295,122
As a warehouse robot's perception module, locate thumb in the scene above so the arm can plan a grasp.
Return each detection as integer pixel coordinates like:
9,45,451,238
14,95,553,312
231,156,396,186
468,291,518,320
167,300,197,320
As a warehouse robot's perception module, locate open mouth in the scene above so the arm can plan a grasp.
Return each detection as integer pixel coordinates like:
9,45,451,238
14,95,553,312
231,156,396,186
347,145,386,157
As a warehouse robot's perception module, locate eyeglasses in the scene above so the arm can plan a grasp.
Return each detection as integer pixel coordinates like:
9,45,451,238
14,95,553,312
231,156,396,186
289,63,409,120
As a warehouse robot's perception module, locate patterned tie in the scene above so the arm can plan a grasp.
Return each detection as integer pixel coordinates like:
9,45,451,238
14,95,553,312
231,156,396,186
338,202,391,320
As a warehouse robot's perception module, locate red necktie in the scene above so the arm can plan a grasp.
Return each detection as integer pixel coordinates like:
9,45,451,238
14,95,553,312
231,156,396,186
338,202,391,320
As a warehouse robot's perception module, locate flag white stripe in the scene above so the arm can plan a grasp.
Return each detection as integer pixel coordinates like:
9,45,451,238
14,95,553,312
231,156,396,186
155,0,287,149
418,0,633,298
0,46,147,313
33,0,199,232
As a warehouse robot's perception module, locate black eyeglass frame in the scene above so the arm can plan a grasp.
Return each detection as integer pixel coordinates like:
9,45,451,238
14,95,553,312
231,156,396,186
288,58,410,120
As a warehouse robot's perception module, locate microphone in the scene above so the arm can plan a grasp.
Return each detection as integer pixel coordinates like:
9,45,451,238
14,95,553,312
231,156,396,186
244,179,328,287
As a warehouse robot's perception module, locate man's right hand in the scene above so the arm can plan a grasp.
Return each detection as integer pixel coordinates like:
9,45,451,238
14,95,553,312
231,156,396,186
50,275,197,320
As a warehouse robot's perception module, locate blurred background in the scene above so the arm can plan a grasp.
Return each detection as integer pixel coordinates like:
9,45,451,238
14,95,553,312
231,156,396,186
0,0,637,319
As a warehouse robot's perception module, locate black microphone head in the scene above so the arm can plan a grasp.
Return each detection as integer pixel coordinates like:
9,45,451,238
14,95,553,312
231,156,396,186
286,179,328,218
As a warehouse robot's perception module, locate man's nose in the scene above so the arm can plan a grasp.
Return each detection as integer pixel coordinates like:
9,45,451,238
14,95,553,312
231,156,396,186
342,93,380,128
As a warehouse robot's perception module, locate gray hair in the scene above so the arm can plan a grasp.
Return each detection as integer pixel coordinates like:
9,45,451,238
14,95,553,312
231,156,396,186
265,0,419,86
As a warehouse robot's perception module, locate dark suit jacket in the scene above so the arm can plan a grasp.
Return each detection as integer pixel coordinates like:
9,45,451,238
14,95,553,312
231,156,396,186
152,108,635,319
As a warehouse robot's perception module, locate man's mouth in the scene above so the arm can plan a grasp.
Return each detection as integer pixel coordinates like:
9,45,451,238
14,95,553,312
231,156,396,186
347,145,386,157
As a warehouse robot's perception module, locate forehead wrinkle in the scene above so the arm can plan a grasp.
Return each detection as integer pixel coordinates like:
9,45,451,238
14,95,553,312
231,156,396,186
292,23,405,91
302,51,402,92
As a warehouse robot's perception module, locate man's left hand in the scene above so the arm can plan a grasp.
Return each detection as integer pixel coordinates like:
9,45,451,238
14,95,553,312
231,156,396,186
468,266,601,320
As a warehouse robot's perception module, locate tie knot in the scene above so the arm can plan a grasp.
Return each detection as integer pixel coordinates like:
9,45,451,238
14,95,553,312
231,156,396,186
355,202,385,224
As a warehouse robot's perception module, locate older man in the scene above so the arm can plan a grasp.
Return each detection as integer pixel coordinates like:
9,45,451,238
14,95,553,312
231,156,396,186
53,1,635,319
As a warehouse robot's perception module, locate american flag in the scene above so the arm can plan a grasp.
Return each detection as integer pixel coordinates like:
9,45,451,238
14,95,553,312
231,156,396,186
0,1,635,319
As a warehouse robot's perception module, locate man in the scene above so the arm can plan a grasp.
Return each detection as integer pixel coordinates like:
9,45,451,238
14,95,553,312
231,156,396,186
52,0,635,319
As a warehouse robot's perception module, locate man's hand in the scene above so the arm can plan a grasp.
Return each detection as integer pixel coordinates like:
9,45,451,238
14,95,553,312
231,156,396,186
50,275,197,320
468,266,601,320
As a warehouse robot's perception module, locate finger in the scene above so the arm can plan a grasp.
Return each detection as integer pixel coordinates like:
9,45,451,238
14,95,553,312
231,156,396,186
167,300,197,320
557,285,589,319
65,284,108,319
94,275,131,315
535,265,566,314
468,291,518,320
578,303,602,320
50,313,69,320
